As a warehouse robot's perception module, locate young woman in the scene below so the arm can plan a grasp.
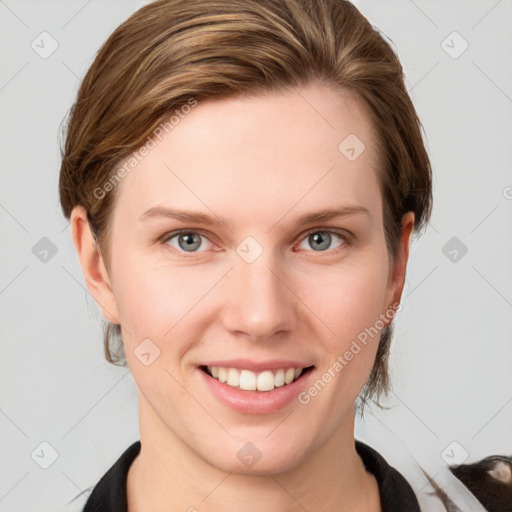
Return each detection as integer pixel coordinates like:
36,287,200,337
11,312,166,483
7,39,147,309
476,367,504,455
60,0,434,510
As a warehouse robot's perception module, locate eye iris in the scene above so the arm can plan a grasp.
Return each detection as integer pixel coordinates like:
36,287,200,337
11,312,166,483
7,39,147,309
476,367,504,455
172,231,338,252
178,232,201,251
309,232,331,251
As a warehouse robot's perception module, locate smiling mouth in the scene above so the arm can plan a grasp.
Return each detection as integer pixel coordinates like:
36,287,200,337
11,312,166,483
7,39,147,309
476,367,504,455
200,365,315,392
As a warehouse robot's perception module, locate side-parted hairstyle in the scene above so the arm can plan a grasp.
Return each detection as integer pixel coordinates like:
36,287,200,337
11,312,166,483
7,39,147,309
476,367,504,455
59,0,432,404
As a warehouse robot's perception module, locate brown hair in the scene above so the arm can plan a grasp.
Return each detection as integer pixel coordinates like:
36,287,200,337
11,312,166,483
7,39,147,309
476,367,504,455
59,0,432,404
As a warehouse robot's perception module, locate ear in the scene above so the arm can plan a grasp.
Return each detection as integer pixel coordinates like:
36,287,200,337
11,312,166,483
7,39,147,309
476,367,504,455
487,460,512,484
383,211,415,325
70,205,120,324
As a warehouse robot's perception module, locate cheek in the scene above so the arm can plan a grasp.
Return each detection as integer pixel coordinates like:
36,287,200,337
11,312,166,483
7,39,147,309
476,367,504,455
111,255,225,347
296,257,391,403
112,237,391,359
298,257,390,345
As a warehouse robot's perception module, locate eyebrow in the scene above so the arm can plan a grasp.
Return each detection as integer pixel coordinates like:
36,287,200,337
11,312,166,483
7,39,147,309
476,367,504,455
138,205,370,230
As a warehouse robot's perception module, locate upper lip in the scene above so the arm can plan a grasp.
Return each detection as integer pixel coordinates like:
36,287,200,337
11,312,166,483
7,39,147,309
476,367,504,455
200,359,315,372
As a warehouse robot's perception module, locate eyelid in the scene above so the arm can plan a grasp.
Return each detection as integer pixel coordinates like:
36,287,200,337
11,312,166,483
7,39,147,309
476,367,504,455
299,226,352,242
294,227,352,252
159,227,352,254
158,228,218,252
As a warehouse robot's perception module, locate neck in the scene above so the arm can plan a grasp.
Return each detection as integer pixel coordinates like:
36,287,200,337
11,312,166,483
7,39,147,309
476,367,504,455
127,394,380,512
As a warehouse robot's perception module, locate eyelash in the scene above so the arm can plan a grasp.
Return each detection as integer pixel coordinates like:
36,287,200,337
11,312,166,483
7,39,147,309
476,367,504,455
158,228,352,256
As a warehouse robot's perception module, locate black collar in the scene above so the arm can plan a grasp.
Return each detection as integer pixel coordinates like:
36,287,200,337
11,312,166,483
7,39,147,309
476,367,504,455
82,440,421,511
355,440,421,511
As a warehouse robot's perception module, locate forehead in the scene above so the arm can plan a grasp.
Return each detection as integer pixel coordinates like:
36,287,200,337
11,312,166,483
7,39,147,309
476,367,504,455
112,83,381,226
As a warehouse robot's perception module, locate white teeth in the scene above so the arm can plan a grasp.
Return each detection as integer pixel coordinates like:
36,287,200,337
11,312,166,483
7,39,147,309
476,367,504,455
217,367,227,383
206,365,307,392
227,368,240,387
284,368,295,385
239,370,256,391
274,369,285,387
257,370,275,392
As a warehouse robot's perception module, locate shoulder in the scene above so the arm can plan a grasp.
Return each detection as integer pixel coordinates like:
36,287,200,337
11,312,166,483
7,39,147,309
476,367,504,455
354,438,490,512
356,440,423,511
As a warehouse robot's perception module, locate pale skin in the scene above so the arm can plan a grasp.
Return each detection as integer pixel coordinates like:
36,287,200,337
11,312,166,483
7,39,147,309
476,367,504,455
71,82,414,511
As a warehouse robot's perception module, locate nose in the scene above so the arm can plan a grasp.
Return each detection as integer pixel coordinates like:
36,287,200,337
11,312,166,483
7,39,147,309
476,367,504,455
220,249,297,341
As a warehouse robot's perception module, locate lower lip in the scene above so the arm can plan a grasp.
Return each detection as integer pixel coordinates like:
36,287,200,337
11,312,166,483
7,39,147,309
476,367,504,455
198,367,314,415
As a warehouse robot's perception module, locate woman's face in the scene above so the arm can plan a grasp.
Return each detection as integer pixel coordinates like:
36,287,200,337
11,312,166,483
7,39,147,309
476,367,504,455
81,82,412,474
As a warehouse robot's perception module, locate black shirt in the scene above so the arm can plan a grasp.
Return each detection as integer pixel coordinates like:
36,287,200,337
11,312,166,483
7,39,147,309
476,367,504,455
81,440,422,511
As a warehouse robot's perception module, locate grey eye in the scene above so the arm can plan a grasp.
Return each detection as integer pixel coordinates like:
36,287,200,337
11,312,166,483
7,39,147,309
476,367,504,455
165,231,212,252
308,232,332,251
178,233,202,251
298,231,345,252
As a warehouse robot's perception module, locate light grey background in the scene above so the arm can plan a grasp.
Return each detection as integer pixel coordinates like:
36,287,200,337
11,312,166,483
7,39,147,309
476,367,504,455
1,1,511,510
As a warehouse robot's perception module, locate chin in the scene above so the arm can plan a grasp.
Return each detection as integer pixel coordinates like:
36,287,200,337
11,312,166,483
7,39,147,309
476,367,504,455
196,429,315,477
208,447,306,476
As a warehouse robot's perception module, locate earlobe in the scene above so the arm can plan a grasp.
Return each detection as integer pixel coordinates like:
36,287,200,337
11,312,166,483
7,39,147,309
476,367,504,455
70,206,120,324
